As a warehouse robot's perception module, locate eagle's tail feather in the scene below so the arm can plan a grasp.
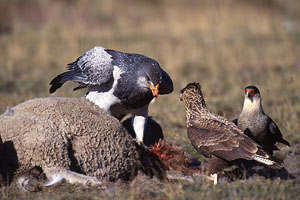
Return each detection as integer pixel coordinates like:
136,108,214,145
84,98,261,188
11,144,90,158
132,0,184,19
49,71,75,93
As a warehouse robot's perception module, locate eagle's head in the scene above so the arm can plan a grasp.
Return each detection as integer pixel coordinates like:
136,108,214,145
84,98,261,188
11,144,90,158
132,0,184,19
141,59,173,99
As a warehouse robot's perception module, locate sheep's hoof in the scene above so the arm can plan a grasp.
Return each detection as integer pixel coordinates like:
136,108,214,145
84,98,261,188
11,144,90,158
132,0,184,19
17,177,39,192
85,178,106,189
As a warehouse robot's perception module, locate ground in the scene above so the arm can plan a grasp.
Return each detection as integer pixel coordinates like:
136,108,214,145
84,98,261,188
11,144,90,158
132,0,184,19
0,0,300,199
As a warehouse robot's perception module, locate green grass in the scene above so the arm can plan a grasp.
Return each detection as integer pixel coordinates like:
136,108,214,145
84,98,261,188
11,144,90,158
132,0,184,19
0,0,300,199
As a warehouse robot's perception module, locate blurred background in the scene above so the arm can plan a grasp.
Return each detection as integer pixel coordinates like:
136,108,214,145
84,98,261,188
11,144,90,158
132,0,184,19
0,0,299,151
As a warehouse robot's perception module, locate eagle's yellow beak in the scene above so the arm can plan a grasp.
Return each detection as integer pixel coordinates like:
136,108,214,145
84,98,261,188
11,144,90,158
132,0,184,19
151,84,159,98
147,82,159,99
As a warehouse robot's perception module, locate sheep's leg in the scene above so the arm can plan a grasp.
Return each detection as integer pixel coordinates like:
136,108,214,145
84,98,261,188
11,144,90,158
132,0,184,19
44,173,64,186
43,168,105,188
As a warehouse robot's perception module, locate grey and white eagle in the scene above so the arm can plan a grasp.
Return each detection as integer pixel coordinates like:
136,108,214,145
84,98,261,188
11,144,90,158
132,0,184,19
49,46,173,145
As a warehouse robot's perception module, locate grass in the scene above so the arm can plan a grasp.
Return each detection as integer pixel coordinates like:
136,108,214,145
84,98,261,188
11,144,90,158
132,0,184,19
1,178,299,200
0,0,300,199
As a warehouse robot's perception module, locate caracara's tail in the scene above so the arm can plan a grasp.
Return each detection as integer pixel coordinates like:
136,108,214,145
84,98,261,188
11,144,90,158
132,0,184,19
280,138,290,147
254,148,283,169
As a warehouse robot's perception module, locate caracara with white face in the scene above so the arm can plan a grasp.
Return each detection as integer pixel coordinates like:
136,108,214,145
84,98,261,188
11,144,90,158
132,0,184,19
233,85,290,155
49,46,173,145
180,82,283,184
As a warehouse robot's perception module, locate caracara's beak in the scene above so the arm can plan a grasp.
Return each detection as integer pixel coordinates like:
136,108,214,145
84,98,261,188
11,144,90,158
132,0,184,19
149,84,159,99
179,93,183,101
245,89,252,98
245,91,250,98
245,89,255,102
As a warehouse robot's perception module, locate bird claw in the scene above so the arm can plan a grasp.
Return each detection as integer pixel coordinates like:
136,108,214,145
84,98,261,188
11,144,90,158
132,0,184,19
136,139,149,150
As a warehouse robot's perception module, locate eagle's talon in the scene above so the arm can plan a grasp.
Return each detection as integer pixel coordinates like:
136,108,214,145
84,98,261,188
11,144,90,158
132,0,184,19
136,139,149,150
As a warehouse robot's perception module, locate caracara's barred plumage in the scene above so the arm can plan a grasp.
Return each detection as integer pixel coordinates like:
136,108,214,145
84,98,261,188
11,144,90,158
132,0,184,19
180,83,283,174
233,85,290,155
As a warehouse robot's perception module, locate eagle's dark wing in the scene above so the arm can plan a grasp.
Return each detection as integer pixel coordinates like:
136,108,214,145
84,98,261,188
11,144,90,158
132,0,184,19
187,117,259,162
267,116,290,146
50,47,114,93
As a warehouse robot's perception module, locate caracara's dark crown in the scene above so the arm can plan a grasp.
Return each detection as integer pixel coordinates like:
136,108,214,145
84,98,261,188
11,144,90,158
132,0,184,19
180,82,202,95
245,85,260,94
180,82,206,110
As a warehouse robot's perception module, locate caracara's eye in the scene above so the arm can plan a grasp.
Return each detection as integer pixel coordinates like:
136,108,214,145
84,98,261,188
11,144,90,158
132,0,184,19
250,90,255,95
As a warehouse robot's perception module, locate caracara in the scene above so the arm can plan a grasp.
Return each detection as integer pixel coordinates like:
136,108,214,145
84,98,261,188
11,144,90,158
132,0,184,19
180,82,283,184
233,85,290,155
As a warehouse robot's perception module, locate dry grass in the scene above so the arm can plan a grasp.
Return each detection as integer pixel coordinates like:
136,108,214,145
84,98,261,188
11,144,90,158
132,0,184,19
0,0,300,199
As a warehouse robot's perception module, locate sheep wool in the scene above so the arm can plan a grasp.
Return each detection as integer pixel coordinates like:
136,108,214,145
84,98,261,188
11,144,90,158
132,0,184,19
0,97,165,190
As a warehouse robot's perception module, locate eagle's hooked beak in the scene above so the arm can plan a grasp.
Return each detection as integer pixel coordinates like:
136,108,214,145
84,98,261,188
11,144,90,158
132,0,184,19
147,81,159,99
151,84,159,98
